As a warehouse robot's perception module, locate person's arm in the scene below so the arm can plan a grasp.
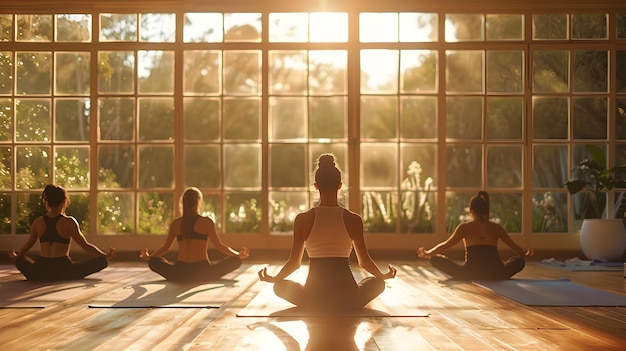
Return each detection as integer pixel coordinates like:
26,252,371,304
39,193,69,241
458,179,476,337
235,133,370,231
67,217,115,258
10,218,41,259
205,217,249,258
496,225,533,257
258,213,306,283
141,220,177,260
417,224,465,258
346,211,396,280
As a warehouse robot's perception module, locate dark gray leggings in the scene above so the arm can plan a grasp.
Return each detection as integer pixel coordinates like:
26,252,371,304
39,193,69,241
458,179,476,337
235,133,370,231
430,245,525,280
15,255,108,281
273,257,385,312
148,256,242,282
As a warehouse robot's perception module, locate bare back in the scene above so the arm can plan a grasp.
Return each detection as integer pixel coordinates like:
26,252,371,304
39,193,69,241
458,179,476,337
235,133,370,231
173,216,211,262
32,215,73,258
461,220,505,247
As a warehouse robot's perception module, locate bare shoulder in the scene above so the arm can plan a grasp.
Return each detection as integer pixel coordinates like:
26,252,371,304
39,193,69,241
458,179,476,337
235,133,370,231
342,208,362,223
295,208,316,225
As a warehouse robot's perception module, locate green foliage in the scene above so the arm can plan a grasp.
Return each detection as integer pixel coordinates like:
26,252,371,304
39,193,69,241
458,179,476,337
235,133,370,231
225,197,261,233
138,193,172,234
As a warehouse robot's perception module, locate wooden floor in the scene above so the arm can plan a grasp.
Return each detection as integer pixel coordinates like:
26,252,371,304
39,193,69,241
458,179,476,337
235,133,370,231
1,259,625,351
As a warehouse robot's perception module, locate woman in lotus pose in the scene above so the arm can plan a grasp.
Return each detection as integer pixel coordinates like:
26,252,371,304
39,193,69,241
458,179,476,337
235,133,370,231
10,184,116,281
258,153,396,312
140,187,249,281
417,190,533,280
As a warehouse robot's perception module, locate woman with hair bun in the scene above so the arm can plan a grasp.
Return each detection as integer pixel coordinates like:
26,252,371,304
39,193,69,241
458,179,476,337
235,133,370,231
258,153,396,312
9,184,116,281
417,191,533,280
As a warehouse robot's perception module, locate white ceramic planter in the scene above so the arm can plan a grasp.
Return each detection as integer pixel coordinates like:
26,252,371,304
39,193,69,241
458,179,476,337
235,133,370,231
580,218,626,261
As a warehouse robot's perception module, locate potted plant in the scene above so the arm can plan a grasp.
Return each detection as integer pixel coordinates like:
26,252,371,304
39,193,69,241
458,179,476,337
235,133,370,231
564,144,626,261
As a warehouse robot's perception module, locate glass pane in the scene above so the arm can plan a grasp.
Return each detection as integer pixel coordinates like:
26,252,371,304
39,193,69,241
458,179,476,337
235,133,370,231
99,14,137,41
184,145,219,188
56,14,91,42
269,97,306,141
400,147,436,233
618,98,626,140
401,97,436,139
202,193,221,230
361,144,397,188
362,190,397,233
138,50,173,94
400,50,437,93
270,191,307,233
360,13,398,43
533,14,568,40
184,50,221,94
99,145,135,189
310,96,346,140
310,12,348,43
309,50,347,94
0,15,13,42
16,146,51,189
572,14,607,39
224,98,260,140
99,98,134,140
140,13,175,43
619,14,626,38
138,98,174,141
224,144,260,188
533,97,568,140
270,144,306,188
138,192,173,234
138,146,173,189
487,51,523,93
487,145,522,188
184,98,219,141
223,50,260,94
224,13,261,42
361,96,397,140
0,194,11,233
16,193,44,234
618,51,626,93
16,99,50,142
98,192,134,234
98,51,135,93
486,14,523,40
225,192,261,232
55,147,89,189
269,51,307,94
184,13,223,43
269,13,308,42
487,97,523,140
17,52,51,94
16,15,52,42
490,193,522,232
55,52,90,95
573,97,607,140
533,50,569,93
55,99,90,142
445,14,484,42
399,13,437,42
360,50,398,94
0,147,12,188
446,50,483,93
445,191,472,232
0,51,12,94
533,144,567,188
0,98,11,141
532,191,567,232
446,97,482,140
447,145,482,187
574,50,607,92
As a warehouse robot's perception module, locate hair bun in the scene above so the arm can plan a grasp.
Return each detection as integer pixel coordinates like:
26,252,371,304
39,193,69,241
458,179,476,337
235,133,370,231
318,154,335,168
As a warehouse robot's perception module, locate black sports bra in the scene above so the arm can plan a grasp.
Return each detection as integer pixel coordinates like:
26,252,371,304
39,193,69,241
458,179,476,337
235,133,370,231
39,215,70,244
176,215,207,241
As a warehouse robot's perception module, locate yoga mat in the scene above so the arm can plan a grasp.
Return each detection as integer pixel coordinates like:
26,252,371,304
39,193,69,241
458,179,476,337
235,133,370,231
237,268,429,317
539,260,622,271
0,265,19,279
472,278,626,306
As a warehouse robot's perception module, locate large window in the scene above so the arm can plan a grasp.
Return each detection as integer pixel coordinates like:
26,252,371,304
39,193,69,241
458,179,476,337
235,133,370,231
2,1,626,252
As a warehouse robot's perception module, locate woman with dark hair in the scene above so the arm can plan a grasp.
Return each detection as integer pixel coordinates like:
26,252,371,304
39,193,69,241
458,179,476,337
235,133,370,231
417,191,533,280
258,153,396,312
140,187,249,281
9,184,116,281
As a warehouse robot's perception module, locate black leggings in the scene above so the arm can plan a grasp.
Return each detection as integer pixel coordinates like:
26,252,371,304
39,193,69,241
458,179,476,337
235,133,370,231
273,257,385,312
15,255,108,281
148,256,242,282
430,245,525,280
